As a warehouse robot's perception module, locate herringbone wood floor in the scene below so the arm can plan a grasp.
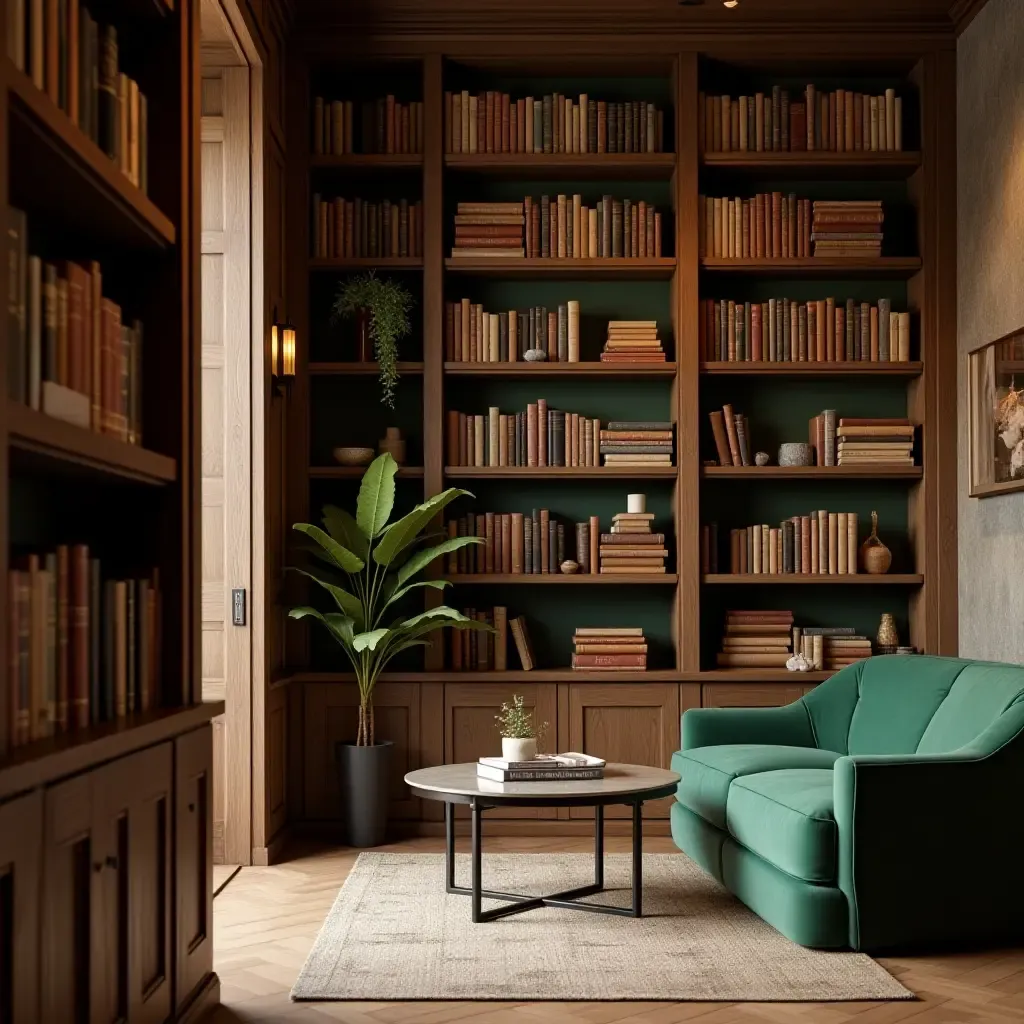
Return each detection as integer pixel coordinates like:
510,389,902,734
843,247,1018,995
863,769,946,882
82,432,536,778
208,838,1024,1024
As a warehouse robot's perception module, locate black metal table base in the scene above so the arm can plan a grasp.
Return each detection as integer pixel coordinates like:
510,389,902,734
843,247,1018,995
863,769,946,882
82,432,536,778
444,799,645,922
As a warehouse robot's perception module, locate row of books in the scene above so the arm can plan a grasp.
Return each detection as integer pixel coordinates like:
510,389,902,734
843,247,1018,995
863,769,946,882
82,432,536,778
446,512,602,575
443,300,580,362
7,209,143,442
477,753,606,785
449,606,535,671
794,627,873,671
602,321,667,363
601,421,674,468
711,511,863,576
700,193,813,260
6,547,161,748
446,405,601,468
600,511,668,576
311,196,424,260
312,96,424,155
9,10,147,192
834,418,915,467
445,91,666,155
700,297,912,363
812,201,884,258
572,628,648,671
700,86,904,154
708,404,753,467
716,610,793,668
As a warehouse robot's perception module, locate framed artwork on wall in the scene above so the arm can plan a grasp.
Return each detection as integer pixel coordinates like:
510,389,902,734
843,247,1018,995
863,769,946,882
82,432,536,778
969,326,1024,498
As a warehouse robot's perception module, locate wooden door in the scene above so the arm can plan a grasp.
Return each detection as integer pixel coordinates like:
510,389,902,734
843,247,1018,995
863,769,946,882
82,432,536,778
175,727,214,1010
201,67,253,866
562,683,679,819
445,683,558,819
41,773,105,1024
701,683,805,708
0,791,42,1023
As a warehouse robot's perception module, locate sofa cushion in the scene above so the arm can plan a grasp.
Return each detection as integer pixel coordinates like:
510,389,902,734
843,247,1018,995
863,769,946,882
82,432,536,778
726,769,836,883
672,744,842,830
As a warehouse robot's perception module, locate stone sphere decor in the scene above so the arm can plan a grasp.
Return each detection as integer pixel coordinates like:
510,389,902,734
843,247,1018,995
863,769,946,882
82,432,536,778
560,560,580,574
778,442,813,467
754,451,770,466
524,348,548,362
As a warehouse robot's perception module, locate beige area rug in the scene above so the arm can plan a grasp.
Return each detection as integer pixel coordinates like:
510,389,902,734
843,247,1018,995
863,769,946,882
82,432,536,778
291,853,913,1002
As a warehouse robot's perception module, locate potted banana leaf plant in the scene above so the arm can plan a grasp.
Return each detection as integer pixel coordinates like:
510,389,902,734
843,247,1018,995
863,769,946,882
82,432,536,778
290,453,486,847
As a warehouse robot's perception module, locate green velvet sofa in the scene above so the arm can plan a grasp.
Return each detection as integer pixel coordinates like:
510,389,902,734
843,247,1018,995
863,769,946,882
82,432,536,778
671,655,1024,951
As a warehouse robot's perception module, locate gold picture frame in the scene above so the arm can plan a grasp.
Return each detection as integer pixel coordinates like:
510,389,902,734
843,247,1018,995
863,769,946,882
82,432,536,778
969,325,1024,498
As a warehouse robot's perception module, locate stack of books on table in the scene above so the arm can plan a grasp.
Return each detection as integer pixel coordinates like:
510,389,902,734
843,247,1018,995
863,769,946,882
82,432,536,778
837,418,914,466
811,200,884,258
450,202,525,258
572,627,647,671
793,627,872,670
599,512,667,575
600,321,666,363
717,610,794,668
477,753,606,783
600,421,674,467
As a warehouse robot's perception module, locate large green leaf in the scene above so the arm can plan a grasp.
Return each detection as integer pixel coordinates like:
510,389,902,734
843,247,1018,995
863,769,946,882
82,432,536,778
323,613,355,647
322,505,369,559
372,488,475,567
396,536,483,586
291,568,364,629
400,605,471,628
356,454,397,538
352,628,389,652
293,523,364,573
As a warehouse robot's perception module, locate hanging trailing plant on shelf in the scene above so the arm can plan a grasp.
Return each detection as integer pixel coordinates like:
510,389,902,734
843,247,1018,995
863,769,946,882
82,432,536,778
332,273,413,408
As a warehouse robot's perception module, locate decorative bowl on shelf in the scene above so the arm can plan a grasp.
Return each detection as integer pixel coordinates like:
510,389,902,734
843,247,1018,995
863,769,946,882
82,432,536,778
778,442,813,467
333,446,375,467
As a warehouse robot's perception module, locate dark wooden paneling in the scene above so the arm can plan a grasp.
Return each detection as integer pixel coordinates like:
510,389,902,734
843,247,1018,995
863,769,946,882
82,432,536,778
702,683,806,708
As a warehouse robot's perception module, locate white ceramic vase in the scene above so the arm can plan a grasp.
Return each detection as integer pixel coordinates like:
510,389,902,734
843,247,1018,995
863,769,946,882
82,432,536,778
501,736,537,762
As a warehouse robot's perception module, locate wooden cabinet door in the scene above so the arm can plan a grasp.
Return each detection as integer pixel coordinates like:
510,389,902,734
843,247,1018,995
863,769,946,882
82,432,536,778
0,791,42,1024
701,683,805,708
303,682,421,820
41,772,105,1024
562,683,679,819
445,683,558,819
175,727,214,1013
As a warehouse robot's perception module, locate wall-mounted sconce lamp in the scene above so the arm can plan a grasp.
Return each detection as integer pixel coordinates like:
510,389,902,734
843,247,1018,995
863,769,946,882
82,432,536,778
271,309,296,396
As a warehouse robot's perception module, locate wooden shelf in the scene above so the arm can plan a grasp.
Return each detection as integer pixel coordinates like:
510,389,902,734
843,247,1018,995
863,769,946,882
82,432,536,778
702,465,922,479
309,361,425,375
310,153,423,171
309,257,423,271
701,151,921,179
700,257,922,278
701,361,922,377
7,69,176,250
7,402,178,485
445,152,676,180
445,257,676,280
695,669,836,683
445,361,677,378
445,465,677,479
703,573,923,585
0,702,223,803
287,669,681,684
446,573,678,585
310,465,425,479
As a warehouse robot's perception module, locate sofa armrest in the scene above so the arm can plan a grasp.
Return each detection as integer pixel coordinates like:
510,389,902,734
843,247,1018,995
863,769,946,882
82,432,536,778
832,702,1024,951
681,700,814,751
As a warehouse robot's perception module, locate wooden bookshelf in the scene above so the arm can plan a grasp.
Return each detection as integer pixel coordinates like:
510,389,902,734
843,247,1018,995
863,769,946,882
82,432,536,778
444,361,677,377
445,257,677,279
309,256,423,271
445,466,678,479
700,151,922,179
445,152,677,179
310,465,425,479
700,256,923,277
702,465,923,479
703,573,924,585
445,573,680,585
700,361,923,377
310,153,423,171
308,361,425,375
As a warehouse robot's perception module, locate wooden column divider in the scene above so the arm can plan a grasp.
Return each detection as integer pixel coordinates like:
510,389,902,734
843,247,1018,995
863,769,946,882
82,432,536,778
422,53,446,672
675,53,701,674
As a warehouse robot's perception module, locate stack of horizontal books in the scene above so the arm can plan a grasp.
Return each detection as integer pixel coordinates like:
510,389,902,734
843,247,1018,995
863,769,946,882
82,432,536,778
572,627,647,671
837,418,914,466
793,626,872,670
717,610,794,668
451,202,524,258
477,753,606,784
599,512,667,575
600,321,666,363
811,200,883,258
600,420,674,467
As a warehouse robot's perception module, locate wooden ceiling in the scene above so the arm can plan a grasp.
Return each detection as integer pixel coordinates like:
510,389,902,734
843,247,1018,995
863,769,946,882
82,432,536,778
298,0,988,39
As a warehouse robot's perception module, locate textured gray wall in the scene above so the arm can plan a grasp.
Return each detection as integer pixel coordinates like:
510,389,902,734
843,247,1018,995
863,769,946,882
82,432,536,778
957,0,1024,660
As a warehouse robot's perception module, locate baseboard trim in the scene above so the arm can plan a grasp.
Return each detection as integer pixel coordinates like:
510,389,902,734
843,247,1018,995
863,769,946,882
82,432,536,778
252,823,294,866
175,971,220,1023
290,818,672,840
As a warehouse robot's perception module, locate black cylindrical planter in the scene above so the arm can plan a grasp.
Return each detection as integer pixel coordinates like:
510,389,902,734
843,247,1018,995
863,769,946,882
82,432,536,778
335,740,393,847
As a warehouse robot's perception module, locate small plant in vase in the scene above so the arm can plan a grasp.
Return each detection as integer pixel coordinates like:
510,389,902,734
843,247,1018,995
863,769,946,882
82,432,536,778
332,273,413,409
495,694,548,763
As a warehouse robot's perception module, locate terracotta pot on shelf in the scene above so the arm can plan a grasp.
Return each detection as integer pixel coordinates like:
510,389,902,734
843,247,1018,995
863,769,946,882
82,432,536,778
859,510,893,574
378,427,406,464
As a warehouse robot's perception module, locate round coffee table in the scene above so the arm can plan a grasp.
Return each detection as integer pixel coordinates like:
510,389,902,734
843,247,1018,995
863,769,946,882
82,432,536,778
404,762,680,922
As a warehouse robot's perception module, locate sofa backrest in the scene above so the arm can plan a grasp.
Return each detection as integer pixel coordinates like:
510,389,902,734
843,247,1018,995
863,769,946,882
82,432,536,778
801,655,1024,756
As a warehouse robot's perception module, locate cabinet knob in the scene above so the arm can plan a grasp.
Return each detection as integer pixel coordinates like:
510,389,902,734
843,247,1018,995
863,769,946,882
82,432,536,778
105,855,119,870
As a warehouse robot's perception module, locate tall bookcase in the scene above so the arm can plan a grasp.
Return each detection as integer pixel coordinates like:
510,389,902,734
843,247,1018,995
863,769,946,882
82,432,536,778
0,0,220,1015
285,45,956,834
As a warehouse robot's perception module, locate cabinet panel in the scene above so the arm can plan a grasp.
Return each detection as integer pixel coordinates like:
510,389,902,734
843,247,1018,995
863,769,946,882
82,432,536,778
562,683,679,819
702,683,805,708
0,791,42,1024
175,727,214,1012
445,683,558,819
304,682,420,820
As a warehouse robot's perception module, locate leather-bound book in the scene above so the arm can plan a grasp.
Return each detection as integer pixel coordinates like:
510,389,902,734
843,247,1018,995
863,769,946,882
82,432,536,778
524,516,533,574
539,509,550,573
709,410,731,465
511,513,524,574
